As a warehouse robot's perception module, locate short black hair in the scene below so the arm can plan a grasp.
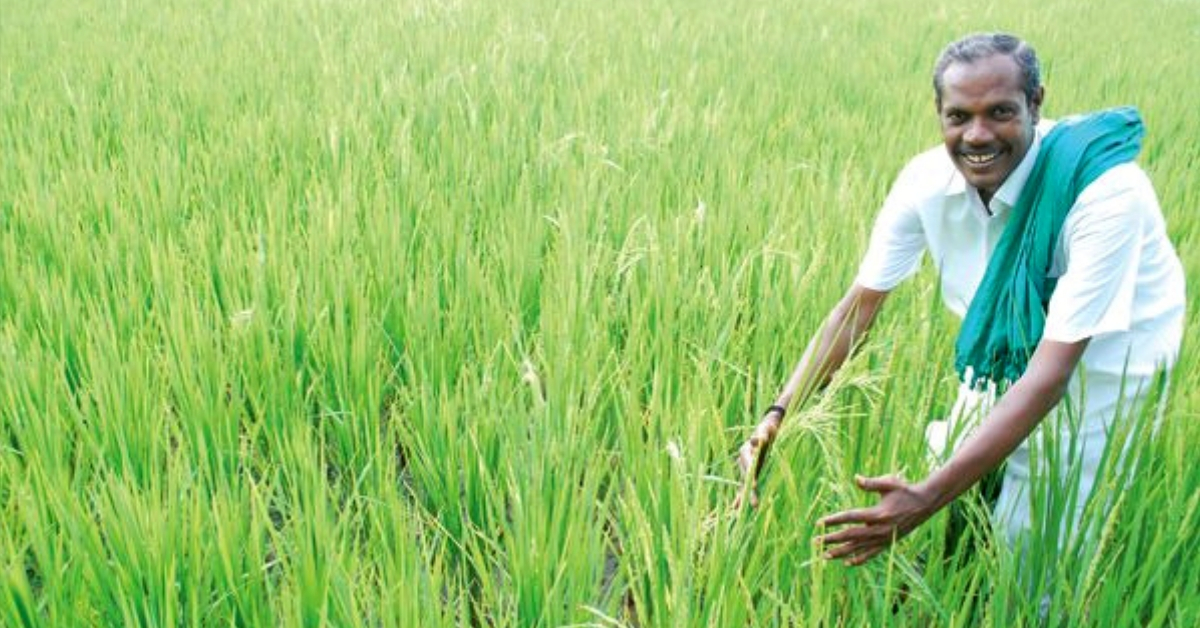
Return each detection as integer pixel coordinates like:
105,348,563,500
933,33,1041,109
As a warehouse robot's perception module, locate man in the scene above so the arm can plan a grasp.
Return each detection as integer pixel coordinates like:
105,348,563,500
736,33,1185,567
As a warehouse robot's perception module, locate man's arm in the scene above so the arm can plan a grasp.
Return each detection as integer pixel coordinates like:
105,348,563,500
816,337,1089,565
735,283,889,505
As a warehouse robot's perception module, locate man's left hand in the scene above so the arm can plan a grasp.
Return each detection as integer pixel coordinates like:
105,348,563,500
815,474,938,566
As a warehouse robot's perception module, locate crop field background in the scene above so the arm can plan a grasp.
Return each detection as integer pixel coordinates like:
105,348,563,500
2,0,1197,625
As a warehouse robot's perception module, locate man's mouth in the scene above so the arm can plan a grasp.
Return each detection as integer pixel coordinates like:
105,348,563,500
961,151,1000,166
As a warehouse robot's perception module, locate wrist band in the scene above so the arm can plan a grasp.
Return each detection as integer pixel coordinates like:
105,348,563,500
764,404,786,419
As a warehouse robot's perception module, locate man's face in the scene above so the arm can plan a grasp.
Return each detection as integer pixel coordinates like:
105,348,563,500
937,54,1043,201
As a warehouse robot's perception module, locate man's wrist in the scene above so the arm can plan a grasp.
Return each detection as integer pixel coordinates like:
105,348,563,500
914,472,957,513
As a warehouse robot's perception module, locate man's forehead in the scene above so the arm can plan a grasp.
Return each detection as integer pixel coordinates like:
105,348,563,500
941,55,1025,104
942,55,1023,88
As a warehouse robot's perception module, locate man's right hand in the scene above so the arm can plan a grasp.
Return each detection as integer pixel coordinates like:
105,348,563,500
734,413,782,509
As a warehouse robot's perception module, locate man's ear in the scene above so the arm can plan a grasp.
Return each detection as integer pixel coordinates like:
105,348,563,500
1029,86,1045,123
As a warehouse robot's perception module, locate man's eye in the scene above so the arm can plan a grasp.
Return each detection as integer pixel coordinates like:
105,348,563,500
946,112,966,124
992,108,1015,120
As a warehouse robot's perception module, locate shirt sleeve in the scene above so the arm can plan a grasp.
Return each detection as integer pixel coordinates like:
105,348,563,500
854,162,927,291
1042,170,1145,343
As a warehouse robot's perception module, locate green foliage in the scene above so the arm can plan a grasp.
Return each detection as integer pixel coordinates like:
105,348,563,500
1,0,1197,625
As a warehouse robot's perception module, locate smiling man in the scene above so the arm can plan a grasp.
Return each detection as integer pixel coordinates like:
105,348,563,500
736,33,1185,569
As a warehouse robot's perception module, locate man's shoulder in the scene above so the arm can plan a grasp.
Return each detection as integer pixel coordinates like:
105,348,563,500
1076,161,1156,207
1042,113,1155,207
1062,162,1162,243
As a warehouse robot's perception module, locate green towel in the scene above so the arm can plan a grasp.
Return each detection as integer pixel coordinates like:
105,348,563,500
954,107,1145,388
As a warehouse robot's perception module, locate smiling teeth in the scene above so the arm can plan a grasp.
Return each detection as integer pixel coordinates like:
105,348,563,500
963,153,997,165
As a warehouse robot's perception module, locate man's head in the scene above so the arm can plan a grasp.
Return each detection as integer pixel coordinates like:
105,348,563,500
932,33,1045,203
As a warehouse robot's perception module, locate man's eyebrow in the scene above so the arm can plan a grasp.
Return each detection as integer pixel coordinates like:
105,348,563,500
943,99,1021,113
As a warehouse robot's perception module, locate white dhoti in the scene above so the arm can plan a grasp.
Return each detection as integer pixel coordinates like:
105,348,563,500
925,369,1164,552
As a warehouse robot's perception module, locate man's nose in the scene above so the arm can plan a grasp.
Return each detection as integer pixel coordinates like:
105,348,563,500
963,119,994,144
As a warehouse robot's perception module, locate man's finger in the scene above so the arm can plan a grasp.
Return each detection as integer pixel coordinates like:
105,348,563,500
736,446,753,474
845,546,886,566
815,522,888,546
733,474,760,511
820,527,892,558
824,537,887,561
734,490,758,510
818,507,879,528
823,542,861,560
855,474,906,494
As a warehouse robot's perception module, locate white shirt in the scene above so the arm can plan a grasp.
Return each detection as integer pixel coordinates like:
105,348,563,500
855,121,1186,381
